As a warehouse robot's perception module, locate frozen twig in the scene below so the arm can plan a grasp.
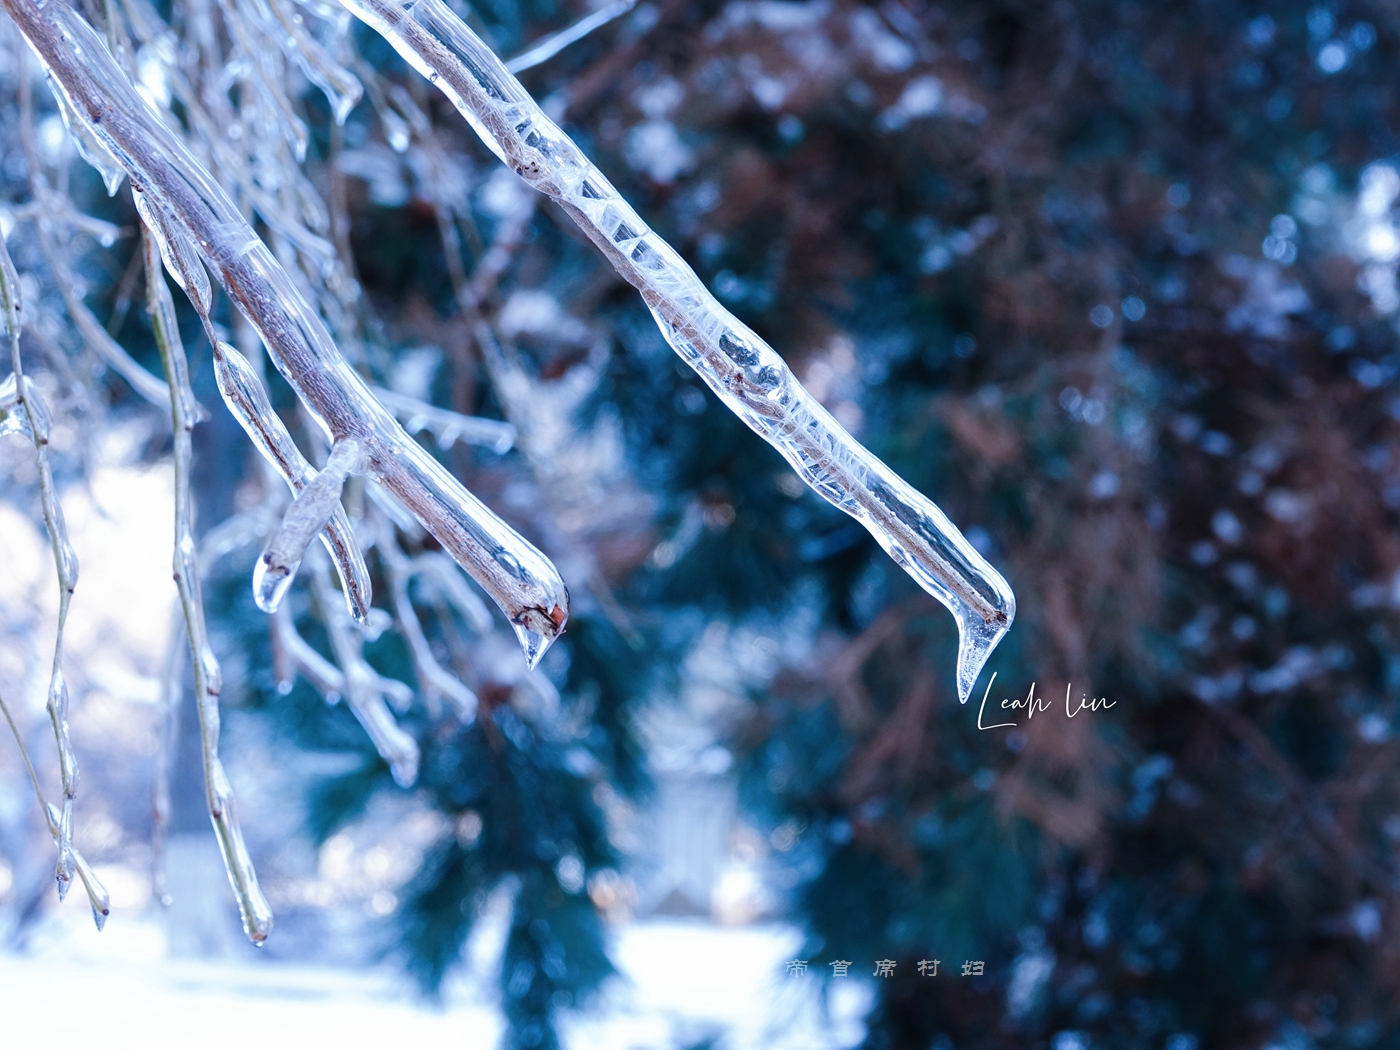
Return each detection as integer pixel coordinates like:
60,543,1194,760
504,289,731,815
335,0,1016,701
16,61,172,411
253,434,364,613
409,551,494,634
375,512,480,720
306,552,420,786
151,608,181,908
4,0,569,668
370,385,516,454
143,229,273,944
0,690,109,929
211,341,372,622
0,220,81,899
268,601,415,711
505,0,637,74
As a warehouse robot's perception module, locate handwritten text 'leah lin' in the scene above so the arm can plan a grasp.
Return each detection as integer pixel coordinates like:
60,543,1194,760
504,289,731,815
976,673,1116,730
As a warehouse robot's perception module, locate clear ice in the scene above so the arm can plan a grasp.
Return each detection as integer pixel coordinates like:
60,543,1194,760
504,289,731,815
4,0,570,666
335,0,1017,700
144,230,274,943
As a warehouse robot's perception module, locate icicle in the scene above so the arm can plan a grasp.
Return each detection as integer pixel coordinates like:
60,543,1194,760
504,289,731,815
133,188,213,318
6,0,569,667
212,341,372,621
334,0,1016,699
505,0,637,74
370,385,515,454
144,229,273,944
253,435,364,612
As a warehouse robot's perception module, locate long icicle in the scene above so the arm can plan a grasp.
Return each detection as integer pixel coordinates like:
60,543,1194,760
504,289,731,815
4,0,569,668
143,228,273,943
332,0,1017,702
0,221,80,898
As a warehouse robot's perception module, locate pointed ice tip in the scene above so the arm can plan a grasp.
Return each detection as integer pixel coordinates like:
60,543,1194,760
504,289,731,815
510,601,569,669
513,622,550,670
55,872,72,903
252,554,296,614
91,904,109,932
954,614,1012,705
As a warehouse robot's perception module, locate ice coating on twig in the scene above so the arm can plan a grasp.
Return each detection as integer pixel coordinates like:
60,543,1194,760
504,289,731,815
505,0,637,74
211,341,372,622
268,602,415,712
18,67,172,411
0,692,109,930
0,229,81,896
376,513,480,720
370,385,516,454
335,0,1017,701
261,0,363,124
4,0,569,668
152,609,182,908
253,436,364,614
306,553,420,786
410,552,494,634
144,230,273,944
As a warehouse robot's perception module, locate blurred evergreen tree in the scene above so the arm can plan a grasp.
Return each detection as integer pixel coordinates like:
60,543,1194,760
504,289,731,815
12,0,1400,1047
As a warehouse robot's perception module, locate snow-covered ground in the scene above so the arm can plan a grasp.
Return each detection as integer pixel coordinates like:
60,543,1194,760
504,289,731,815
1,906,869,1050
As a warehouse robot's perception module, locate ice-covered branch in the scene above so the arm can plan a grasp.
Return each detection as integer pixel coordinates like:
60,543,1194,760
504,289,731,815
4,0,569,668
306,553,420,786
370,385,516,454
211,341,373,622
144,230,273,944
505,0,636,74
16,63,172,411
338,0,1017,700
0,226,82,897
253,434,363,613
0,690,109,929
375,513,480,720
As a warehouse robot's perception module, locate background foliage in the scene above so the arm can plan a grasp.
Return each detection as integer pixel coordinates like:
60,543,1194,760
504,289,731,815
7,0,1400,1048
